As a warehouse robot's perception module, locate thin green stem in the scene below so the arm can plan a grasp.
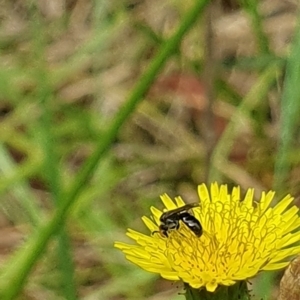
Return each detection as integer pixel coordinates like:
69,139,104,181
274,11,300,190
40,99,78,300
239,0,270,55
0,145,41,225
34,11,78,300
0,157,42,196
203,3,217,184
185,282,250,300
209,63,282,182
0,1,210,298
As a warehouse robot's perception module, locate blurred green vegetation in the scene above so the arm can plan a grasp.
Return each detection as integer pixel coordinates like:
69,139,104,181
0,0,299,299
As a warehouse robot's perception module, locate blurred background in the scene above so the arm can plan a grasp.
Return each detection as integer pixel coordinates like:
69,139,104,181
0,0,300,299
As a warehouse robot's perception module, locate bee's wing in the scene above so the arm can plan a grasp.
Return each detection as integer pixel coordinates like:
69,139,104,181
162,202,200,218
180,203,200,216
183,203,200,210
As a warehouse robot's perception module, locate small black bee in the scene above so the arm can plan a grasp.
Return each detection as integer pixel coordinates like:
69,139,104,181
153,203,202,238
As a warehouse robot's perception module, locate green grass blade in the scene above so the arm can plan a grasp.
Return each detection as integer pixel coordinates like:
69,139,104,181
30,9,78,299
0,144,41,225
239,0,270,54
39,98,78,300
209,63,282,182
274,12,300,190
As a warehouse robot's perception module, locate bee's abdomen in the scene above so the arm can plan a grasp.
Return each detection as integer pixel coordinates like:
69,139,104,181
180,213,202,237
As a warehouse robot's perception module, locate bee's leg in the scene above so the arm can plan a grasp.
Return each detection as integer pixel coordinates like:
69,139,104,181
152,230,168,238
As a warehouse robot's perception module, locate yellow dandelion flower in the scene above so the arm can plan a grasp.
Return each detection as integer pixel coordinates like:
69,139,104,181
115,183,300,292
